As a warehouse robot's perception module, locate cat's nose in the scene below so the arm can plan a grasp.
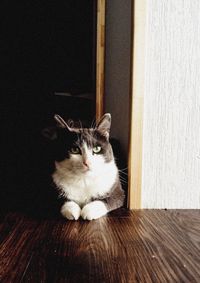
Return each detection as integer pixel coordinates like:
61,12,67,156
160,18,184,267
83,160,90,169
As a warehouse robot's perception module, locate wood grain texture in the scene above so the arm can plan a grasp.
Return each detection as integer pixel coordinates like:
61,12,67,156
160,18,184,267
96,0,105,120
128,0,146,209
0,210,200,282
142,0,200,208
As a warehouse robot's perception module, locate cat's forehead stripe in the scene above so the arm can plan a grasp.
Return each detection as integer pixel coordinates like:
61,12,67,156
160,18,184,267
82,141,92,156
78,129,94,146
70,128,107,150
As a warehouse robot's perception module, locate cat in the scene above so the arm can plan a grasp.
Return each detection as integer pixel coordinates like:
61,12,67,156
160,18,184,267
49,113,125,220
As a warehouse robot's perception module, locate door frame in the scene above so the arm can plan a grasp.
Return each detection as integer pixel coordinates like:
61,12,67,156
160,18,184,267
96,0,106,120
96,0,146,209
128,0,146,209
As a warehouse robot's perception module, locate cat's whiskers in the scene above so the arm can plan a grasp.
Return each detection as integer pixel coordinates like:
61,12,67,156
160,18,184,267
119,177,127,185
78,119,82,130
119,167,128,171
119,175,127,182
90,116,97,129
118,170,128,176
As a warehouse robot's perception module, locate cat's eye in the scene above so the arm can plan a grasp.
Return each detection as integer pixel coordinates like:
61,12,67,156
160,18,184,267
93,146,102,154
70,146,80,154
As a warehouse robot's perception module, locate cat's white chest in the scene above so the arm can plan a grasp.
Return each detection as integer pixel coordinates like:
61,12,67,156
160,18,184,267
52,161,118,206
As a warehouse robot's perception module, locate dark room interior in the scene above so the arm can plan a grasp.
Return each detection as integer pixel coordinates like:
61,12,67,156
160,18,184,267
1,0,97,214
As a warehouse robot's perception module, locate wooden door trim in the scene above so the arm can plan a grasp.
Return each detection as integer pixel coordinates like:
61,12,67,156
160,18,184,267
96,0,106,120
96,0,146,209
128,0,146,209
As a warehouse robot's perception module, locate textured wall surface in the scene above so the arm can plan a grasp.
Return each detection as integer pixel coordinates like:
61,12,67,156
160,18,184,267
142,0,200,208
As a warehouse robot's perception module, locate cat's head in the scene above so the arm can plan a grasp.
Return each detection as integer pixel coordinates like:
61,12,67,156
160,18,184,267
45,113,115,175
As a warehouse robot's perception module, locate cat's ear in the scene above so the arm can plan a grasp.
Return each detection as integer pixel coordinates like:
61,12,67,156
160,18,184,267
54,114,79,133
54,114,69,129
96,113,111,138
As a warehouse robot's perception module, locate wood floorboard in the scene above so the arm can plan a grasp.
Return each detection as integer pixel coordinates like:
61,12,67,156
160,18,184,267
0,209,200,283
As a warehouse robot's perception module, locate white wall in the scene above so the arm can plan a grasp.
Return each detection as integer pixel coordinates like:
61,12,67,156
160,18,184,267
142,0,200,208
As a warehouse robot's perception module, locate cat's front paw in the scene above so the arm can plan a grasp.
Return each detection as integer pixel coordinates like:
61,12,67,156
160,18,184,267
61,201,81,220
81,201,108,220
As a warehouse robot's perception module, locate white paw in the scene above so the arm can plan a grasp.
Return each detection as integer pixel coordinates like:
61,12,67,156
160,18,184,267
61,201,81,220
81,201,108,220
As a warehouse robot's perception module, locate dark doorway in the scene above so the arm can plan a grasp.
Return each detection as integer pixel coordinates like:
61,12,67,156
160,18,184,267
1,0,97,213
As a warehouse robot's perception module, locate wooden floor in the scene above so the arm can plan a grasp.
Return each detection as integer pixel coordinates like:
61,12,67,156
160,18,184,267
0,209,200,283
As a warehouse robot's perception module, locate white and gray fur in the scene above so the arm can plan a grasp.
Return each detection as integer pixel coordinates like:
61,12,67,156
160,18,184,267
51,113,125,220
